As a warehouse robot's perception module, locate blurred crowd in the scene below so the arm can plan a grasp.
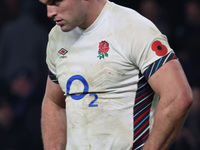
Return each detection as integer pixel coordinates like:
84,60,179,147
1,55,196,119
0,0,199,149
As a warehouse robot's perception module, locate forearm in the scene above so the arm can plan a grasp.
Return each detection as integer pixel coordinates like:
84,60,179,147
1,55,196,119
41,98,67,150
142,96,192,150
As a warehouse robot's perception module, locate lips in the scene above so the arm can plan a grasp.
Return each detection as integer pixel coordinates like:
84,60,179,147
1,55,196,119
55,19,63,25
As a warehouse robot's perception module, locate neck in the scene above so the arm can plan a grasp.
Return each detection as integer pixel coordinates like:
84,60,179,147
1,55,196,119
79,0,107,29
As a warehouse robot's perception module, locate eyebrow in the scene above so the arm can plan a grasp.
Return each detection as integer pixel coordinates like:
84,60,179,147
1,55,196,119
39,0,56,5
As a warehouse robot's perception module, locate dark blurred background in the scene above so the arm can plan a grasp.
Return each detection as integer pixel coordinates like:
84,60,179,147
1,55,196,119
0,0,199,149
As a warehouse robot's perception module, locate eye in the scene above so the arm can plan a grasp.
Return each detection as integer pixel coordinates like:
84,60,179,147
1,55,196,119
47,0,62,6
48,0,56,5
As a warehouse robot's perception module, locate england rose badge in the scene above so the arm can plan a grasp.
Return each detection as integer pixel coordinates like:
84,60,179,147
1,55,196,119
97,40,109,60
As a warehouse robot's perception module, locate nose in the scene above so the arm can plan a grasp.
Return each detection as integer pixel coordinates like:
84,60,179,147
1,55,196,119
47,5,57,18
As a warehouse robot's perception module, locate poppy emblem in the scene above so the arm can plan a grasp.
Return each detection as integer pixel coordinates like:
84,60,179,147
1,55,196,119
97,40,109,60
151,40,168,56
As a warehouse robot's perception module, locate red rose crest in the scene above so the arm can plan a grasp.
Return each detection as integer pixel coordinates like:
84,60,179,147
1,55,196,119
151,40,168,56
97,40,109,60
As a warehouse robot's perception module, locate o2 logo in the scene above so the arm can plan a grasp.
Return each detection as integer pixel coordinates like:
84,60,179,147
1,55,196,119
66,75,98,107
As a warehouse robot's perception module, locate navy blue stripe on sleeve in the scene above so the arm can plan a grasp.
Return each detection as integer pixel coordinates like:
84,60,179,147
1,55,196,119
48,70,59,84
144,52,178,80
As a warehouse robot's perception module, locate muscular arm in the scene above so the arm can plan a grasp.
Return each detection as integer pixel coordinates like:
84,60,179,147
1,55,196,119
142,59,193,150
41,77,67,150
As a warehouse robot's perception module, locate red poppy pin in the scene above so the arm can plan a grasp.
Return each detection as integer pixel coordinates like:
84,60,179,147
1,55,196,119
97,40,109,60
151,40,168,56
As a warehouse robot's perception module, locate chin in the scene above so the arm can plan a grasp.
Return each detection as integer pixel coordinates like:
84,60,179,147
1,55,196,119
60,25,76,32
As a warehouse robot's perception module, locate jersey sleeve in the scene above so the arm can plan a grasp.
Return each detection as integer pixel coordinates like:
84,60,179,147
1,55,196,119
143,51,177,80
129,19,177,80
46,27,59,84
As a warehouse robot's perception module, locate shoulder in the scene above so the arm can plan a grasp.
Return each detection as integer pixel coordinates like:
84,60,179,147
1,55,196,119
48,25,81,43
48,25,62,39
108,2,161,36
106,2,163,52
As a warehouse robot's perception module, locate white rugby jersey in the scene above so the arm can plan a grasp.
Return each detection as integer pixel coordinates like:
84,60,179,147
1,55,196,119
46,1,177,150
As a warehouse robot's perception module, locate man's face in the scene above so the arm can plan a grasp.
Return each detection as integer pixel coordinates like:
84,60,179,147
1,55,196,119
40,0,88,32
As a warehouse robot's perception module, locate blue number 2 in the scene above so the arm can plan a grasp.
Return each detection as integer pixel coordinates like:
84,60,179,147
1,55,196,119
89,93,98,107
66,75,98,107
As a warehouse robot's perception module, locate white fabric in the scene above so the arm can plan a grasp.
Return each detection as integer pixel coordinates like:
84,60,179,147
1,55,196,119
46,1,174,149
